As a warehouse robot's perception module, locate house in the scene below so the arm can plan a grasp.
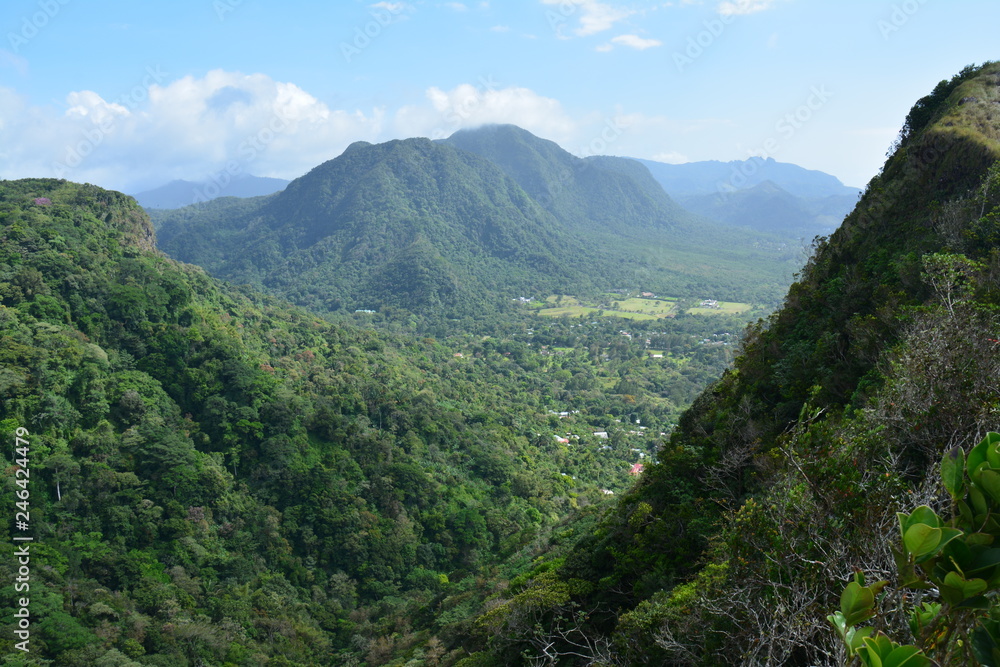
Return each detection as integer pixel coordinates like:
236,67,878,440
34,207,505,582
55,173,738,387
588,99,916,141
629,463,645,476
641,292,654,298
554,435,570,444
593,431,609,439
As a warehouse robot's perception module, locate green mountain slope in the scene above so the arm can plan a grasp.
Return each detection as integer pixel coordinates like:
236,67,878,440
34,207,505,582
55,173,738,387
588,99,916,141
0,178,669,664
155,128,801,323
441,125,803,304
463,62,1000,666
157,138,617,318
443,125,694,235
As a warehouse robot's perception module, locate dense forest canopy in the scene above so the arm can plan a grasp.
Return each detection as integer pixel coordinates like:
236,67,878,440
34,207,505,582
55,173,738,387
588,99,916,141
0,175,770,665
5,60,1000,667
460,61,1000,667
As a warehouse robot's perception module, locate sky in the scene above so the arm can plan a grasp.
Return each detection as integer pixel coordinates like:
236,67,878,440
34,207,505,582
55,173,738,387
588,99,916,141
0,0,997,193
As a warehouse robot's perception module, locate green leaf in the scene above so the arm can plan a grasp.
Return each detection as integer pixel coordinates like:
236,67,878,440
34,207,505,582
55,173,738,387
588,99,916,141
969,436,992,481
883,645,931,667
942,570,988,602
850,626,875,654
972,620,1000,667
861,634,896,666
907,506,942,530
828,611,848,642
903,523,941,559
987,435,1000,470
841,581,876,626
982,469,1000,504
958,594,991,609
958,500,976,529
908,601,941,638
965,531,994,546
942,445,966,500
971,484,989,516
937,527,964,551
966,547,1000,576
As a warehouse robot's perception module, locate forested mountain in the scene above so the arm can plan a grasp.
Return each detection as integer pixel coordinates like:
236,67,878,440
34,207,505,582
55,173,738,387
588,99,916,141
8,59,994,667
156,137,600,317
459,61,1000,666
0,179,601,664
442,125,694,235
133,175,290,210
0,176,760,665
154,128,801,324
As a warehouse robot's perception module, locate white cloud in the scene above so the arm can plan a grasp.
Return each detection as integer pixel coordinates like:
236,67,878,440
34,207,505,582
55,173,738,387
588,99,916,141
395,83,581,144
0,71,388,191
443,2,468,10
490,24,510,32
540,0,633,37
610,34,663,50
718,0,778,16
0,72,756,194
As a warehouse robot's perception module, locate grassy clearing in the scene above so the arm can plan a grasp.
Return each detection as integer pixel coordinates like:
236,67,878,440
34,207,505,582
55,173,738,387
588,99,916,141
535,295,751,319
614,297,677,317
687,301,753,315
541,305,601,318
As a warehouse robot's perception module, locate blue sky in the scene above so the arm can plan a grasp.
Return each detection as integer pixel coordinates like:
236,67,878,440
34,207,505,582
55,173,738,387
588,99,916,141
0,0,996,192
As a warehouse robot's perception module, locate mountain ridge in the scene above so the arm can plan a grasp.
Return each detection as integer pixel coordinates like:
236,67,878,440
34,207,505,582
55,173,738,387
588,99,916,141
155,126,800,320
460,60,1000,666
636,155,861,198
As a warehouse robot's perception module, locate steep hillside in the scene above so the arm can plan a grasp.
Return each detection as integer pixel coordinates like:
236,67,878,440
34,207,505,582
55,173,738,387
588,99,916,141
443,125,695,235
461,62,1000,666
0,178,671,664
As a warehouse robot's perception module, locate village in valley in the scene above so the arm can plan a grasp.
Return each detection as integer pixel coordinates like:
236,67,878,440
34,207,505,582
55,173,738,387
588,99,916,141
545,409,660,494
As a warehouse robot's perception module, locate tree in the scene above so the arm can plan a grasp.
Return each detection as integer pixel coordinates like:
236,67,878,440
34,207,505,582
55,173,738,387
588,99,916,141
44,453,79,502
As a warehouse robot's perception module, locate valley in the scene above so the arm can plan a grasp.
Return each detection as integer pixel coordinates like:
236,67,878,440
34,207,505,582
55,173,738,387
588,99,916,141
3,51,1000,667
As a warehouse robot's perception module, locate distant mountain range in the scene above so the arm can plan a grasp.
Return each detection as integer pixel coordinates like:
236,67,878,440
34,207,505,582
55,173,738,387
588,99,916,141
131,174,289,209
635,156,861,237
133,130,857,240
154,125,801,319
635,156,859,199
